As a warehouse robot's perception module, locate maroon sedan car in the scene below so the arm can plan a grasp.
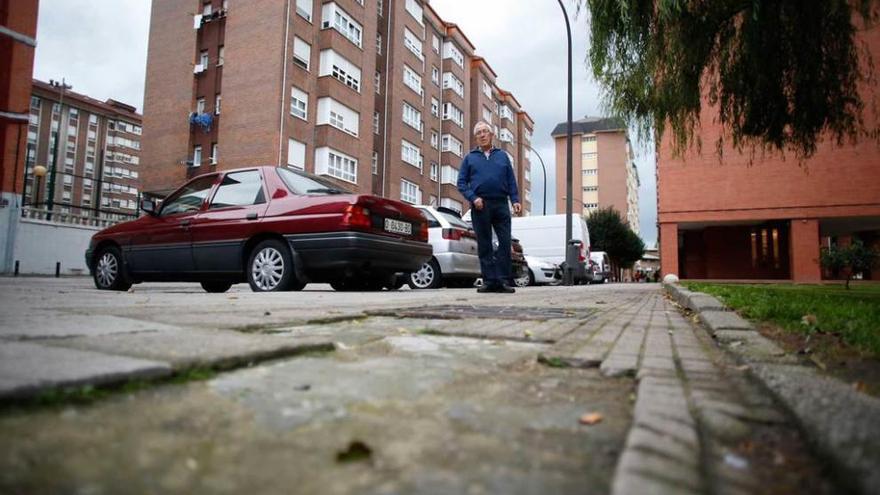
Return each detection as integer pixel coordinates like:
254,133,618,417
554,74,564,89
85,166,432,292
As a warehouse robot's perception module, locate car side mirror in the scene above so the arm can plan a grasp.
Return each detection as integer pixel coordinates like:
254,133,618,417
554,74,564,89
140,198,158,216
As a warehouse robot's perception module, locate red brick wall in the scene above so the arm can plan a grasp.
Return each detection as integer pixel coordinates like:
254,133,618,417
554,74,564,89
596,132,630,219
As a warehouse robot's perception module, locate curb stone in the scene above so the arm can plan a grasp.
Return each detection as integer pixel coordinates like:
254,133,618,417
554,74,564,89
664,283,880,495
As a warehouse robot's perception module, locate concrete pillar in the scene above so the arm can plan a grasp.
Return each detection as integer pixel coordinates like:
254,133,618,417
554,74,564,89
659,223,679,277
790,219,821,283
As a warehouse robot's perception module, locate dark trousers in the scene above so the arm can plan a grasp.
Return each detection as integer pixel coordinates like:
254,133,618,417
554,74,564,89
472,198,512,287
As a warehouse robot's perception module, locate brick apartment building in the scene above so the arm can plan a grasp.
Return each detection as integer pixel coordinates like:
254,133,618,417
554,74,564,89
0,0,38,200
551,117,640,233
142,0,533,214
21,80,143,221
657,28,880,282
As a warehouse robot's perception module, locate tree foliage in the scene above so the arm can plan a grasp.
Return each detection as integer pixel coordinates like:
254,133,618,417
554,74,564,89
586,207,645,269
579,0,879,158
820,239,879,289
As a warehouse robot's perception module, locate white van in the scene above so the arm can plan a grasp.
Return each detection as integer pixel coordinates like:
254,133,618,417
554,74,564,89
511,214,591,283
590,251,611,283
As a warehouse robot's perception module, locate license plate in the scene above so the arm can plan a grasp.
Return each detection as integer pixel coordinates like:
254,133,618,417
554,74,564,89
384,218,412,235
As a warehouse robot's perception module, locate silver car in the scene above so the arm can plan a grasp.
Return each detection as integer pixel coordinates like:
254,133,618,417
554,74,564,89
408,206,481,289
514,255,562,287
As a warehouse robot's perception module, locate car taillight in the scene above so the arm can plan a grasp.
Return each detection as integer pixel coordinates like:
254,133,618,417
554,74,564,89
418,220,429,242
342,204,371,229
579,243,586,262
441,228,463,240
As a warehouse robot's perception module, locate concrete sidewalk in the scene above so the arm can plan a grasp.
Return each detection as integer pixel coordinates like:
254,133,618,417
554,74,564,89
0,277,858,494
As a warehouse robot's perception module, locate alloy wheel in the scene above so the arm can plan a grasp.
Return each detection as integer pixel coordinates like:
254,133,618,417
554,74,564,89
96,252,118,288
410,262,436,288
251,247,285,291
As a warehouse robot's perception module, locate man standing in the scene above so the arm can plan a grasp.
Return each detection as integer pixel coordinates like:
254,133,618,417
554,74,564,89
457,121,522,293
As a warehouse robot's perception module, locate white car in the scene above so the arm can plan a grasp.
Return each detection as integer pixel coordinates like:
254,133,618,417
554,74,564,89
408,206,481,289
515,255,562,287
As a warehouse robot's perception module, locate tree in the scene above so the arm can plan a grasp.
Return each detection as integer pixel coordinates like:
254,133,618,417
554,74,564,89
586,207,645,276
820,239,879,289
579,0,879,158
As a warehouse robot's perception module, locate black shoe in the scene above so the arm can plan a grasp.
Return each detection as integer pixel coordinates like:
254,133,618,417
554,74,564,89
497,284,515,294
477,284,497,293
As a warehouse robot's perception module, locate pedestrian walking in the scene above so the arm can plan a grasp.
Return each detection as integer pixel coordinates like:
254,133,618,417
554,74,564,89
457,121,522,293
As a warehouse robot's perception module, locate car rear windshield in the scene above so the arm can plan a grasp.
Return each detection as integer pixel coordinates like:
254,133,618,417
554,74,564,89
276,167,352,195
439,211,470,229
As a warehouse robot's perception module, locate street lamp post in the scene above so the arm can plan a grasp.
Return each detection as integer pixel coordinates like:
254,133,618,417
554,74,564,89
515,140,548,216
33,165,47,208
45,78,72,221
557,0,575,285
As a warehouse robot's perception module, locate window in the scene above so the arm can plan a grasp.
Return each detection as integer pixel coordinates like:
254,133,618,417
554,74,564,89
582,169,598,176
499,104,513,121
161,175,216,216
210,143,218,164
402,65,423,96
196,97,206,113
482,106,492,124
442,102,464,127
499,128,514,143
296,0,312,21
203,2,212,15
62,190,71,201
440,197,462,213
400,179,421,204
442,72,464,97
321,3,362,47
319,49,361,92
375,71,381,94
377,0,383,16
317,97,359,136
192,145,202,167
401,140,422,170
199,50,209,67
291,87,308,120
293,36,311,70
288,138,306,169
403,28,423,61
430,130,438,149
372,151,378,175
582,152,597,160
441,165,458,185
582,135,596,143
442,41,463,68
430,162,438,181
583,186,598,192
88,114,97,124
482,80,492,98
432,34,440,53
373,111,380,134
524,129,533,142
405,0,423,24
376,33,382,54
430,97,439,117
431,66,439,85
218,45,225,65
441,134,462,157
315,146,357,184
210,170,265,208
402,102,422,132
63,174,73,185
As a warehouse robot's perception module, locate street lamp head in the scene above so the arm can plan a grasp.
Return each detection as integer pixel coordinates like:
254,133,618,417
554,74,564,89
33,165,47,177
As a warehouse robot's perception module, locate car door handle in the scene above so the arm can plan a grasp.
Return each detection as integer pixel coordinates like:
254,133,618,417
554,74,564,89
246,213,258,220
179,220,191,228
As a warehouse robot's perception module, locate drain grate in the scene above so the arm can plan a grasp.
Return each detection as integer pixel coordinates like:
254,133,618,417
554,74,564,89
367,305,596,321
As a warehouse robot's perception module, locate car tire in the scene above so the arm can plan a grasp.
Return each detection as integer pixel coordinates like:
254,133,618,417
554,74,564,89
514,269,532,288
201,281,233,293
247,239,297,292
93,246,132,291
384,273,407,290
408,258,442,289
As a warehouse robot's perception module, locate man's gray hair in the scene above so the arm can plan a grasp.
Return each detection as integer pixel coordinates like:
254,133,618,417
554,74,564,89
473,121,492,135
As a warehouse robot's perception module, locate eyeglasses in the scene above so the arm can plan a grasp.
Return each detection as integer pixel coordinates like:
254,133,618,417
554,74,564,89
475,130,491,136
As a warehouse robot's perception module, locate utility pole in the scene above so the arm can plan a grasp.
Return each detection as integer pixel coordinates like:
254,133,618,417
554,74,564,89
45,78,72,221
557,0,575,285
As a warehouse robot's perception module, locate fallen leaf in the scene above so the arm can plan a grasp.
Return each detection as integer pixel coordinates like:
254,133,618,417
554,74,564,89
264,311,271,316
524,329,534,339
228,296,238,300
336,440,372,463
809,355,827,371
579,412,603,425
853,381,867,393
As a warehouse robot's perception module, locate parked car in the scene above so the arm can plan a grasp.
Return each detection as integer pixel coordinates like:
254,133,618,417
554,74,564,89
511,214,591,283
85,166,432,292
514,255,562,287
408,206,481,289
590,251,611,283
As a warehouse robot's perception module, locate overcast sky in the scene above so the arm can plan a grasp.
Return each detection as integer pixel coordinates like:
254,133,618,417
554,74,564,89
32,0,657,246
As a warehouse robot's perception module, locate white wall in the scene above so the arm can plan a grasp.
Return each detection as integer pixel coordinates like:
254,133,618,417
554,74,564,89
8,212,101,275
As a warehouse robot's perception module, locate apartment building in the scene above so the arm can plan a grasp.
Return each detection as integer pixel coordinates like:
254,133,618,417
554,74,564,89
657,28,880,282
552,117,640,232
141,0,532,214
21,80,143,220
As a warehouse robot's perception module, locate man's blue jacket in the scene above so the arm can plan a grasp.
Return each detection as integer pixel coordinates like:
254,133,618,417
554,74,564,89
456,147,520,204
